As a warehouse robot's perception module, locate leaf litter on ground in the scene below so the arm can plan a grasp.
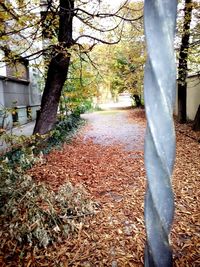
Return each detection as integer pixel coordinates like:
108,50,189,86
0,109,199,266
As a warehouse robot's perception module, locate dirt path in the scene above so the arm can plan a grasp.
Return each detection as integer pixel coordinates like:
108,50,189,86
2,108,199,266
81,110,145,151
30,109,199,266
28,109,147,266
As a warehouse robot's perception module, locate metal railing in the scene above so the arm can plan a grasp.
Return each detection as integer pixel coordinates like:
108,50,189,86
143,0,177,266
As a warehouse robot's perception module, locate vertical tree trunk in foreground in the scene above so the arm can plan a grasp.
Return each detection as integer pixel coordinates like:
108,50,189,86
34,0,74,134
177,0,193,123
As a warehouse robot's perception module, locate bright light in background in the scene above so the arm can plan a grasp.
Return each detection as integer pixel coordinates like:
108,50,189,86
104,0,138,10
104,0,129,10
73,0,129,42
73,0,139,43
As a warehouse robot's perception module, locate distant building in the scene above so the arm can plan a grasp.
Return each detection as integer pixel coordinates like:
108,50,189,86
0,0,43,129
0,54,41,129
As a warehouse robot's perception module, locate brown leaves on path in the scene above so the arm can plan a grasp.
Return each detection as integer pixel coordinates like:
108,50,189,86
1,109,200,266
29,139,145,202
171,121,200,267
27,135,146,266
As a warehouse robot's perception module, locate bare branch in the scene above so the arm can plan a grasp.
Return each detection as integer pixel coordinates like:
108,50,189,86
74,34,121,45
95,13,143,22
74,7,143,22
75,14,124,33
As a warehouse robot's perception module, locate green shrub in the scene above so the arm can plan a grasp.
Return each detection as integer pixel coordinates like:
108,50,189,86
0,114,97,249
41,114,84,153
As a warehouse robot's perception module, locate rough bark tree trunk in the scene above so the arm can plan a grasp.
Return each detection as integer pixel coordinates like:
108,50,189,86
193,105,200,131
33,54,70,134
177,0,193,123
33,0,74,134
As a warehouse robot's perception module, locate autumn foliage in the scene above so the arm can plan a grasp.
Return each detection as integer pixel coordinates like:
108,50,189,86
0,109,199,266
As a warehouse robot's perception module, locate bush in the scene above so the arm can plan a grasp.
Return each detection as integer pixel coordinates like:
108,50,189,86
0,113,96,249
41,114,84,153
1,175,97,248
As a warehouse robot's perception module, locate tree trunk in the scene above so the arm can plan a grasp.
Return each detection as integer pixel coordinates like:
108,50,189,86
33,54,70,134
178,80,187,123
177,0,193,123
133,94,142,107
33,0,74,134
193,105,200,131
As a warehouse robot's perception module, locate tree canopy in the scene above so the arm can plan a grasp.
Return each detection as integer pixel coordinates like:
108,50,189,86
0,0,199,133
1,0,144,133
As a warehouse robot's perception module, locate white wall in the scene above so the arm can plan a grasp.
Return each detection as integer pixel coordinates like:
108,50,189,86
0,80,5,107
0,51,6,77
187,76,200,120
174,75,200,121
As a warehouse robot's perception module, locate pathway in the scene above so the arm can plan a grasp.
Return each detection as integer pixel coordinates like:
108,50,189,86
29,108,147,266
30,108,200,267
1,108,199,267
82,109,145,150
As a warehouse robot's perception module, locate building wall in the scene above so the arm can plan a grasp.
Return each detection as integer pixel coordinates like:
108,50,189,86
0,79,13,128
0,80,5,106
1,78,30,107
0,69,41,128
187,76,200,120
29,67,42,106
174,75,200,121
0,1,43,129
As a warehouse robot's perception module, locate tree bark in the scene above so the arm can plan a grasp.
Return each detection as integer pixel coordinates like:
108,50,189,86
133,94,142,107
177,0,193,123
192,105,200,131
33,0,74,134
33,53,70,134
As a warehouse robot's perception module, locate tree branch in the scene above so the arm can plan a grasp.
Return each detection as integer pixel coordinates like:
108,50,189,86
74,34,121,45
75,14,124,33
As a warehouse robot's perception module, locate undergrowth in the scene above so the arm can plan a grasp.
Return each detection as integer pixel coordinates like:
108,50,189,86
1,175,96,248
38,114,83,154
0,114,97,249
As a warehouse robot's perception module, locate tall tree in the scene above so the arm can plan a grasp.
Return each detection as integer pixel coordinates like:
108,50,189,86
33,0,143,134
177,0,193,123
33,0,74,134
1,0,142,134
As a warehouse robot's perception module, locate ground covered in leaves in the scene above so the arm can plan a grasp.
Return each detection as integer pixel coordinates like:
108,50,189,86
1,109,199,266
